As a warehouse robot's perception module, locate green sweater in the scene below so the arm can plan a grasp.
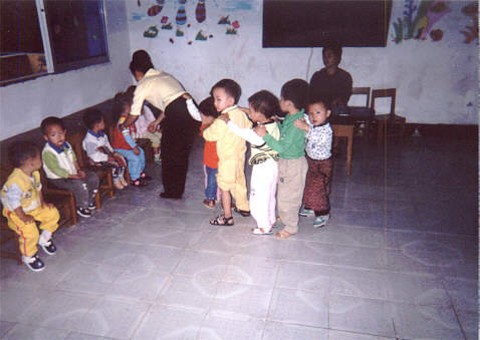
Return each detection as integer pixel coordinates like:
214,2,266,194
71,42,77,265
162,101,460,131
263,111,306,159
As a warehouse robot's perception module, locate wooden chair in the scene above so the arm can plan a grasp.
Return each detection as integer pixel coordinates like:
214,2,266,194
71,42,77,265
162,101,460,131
348,87,374,138
67,131,115,208
371,88,406,143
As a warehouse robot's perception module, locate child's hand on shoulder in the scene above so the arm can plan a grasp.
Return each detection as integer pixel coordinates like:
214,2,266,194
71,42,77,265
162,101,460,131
217,114,230,123
182,93,192,100
294,118,310,132
133,146,140,155
254,125,267,137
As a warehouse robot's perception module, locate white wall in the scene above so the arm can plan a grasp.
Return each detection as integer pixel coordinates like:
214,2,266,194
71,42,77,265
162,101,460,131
126,0,477,125
0,0,132,140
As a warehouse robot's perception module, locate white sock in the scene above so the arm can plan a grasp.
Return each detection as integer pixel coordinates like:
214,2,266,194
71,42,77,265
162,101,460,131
39,230,52,245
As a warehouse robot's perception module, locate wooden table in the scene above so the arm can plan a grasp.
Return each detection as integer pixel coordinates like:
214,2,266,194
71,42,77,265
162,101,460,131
332,123,354,176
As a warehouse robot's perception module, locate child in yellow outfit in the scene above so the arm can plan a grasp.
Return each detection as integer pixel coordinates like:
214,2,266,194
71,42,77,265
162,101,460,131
1,141,60,272
203,79,252,226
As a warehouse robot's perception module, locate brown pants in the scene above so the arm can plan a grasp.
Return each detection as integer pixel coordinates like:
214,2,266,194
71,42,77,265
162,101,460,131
303,156,333,214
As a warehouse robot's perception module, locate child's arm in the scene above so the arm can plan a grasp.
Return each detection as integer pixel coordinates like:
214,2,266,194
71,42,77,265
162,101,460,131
3,183,34,223
183,93,202,122
293,118,310,132
261,124,305,154
218,115,265,146
202,118,227,142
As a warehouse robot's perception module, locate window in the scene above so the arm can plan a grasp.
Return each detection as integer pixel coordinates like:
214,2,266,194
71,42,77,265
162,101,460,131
0,0,109,85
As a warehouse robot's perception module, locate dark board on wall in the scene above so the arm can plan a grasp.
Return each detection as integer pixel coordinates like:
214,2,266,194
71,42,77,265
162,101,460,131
263,0,392,48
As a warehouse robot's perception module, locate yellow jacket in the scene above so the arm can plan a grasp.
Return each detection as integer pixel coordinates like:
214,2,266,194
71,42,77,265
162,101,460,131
203,105,252,162
1,168,42,214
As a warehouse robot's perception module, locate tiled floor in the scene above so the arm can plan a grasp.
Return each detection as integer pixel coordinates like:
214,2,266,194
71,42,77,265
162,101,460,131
0,135,477,339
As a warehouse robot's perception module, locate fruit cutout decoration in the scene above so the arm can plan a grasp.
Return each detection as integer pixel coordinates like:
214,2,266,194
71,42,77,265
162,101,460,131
176,0,187,26
196,0,206,23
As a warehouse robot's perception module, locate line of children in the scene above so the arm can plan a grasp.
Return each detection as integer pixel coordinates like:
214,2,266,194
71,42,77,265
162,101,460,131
82,108,129,190
185,95,220,209
203,79,252,226
295,98,333,228
1,142,60,272
255,79,309,239
218,90,281,235
41,117,100,218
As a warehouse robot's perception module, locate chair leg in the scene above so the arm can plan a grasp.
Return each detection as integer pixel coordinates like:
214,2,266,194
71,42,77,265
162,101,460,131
95,191,102,209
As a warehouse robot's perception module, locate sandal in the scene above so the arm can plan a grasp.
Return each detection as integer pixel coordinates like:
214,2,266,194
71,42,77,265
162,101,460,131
131,179,147,187
210,215,234,226
275,229,294,240
252,227,273,235
140,172,152,181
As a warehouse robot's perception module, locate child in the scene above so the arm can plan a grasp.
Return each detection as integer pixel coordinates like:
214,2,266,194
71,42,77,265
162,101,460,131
41,117,100,218
294,98,333,228
219,90,281,235
185,95,220,209
126,86,163,162
203,79,252,226
82,108,128,190
1,141,60,272
255,79,309,239
110,92,150,187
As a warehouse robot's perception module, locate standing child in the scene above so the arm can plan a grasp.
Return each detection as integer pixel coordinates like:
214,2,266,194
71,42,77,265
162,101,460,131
203,79,252,226
82,108,128,190
185,95,220,209
110,92,150,187
41,117,99,218
295,98,333,228
219,90,281,235
255,79,309,239
1,141,60,272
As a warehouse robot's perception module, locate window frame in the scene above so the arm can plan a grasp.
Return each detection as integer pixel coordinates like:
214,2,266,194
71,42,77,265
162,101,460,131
0,0,109,86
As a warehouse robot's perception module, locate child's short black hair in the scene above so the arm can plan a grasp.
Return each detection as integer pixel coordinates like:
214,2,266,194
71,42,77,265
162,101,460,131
307,97,332,111
280,79,310,111
112,92,131,122
83,108,104,130
8,141,39,167
248,90,280,119
323,41,343,61
129,50,154,75
210,79,242,104
198,97,218,118
40,117,65,135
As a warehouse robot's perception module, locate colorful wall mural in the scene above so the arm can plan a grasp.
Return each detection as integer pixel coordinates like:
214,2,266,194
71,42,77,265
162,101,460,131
131,0,252,44
392,0,478,44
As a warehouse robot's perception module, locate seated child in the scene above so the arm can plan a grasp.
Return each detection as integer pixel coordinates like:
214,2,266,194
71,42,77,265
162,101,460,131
185,95,220,209
219,90,281,235
255,79,309,239
294,98,333,228
110,92,150,187
1,141,60,272
126,86,163,162
203,79,252,226
82,108,128,190
41,117,100,218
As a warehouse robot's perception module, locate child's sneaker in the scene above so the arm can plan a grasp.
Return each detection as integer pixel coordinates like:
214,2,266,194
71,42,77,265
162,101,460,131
77,207,92,218
88,202,96,210
40,239,57,255
313,214,330,228
299,206,314,217
23,254,45,272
